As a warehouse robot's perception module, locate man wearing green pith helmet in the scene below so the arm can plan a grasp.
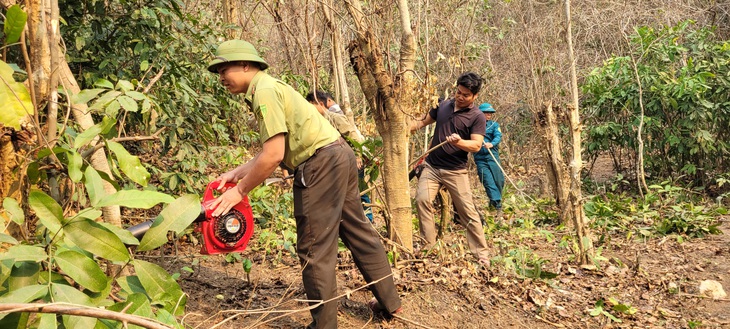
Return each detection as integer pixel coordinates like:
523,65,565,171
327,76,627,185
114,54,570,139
204,40,402,328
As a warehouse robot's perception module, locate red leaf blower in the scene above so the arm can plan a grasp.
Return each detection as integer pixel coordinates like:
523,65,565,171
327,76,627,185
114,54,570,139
127,182,255,254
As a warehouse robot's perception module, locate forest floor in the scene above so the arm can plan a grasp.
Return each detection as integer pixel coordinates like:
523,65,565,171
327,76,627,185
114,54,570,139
140,154,729,329
143,194,729,328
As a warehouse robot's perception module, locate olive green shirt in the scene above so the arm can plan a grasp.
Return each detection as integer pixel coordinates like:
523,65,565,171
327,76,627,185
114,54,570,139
244,71,340,168
324,111,365,144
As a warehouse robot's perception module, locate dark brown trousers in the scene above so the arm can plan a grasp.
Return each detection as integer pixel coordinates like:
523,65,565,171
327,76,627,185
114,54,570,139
293,141,401,329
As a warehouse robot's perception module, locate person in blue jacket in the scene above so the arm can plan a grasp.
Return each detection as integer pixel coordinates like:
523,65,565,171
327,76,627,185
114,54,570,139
473,103,505,219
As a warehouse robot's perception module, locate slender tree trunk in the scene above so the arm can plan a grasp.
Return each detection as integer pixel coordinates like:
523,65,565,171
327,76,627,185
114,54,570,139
321,1,353,121
344,0,414,252
627,49,649,197
223,0,241,39
46,0,59,147
537,101,570,219
23,0,121,227
61,64,121,226
564,0,593,265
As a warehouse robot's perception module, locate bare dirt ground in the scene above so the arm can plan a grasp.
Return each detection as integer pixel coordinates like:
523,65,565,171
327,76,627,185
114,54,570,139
138,153,729,328
144,190,729,329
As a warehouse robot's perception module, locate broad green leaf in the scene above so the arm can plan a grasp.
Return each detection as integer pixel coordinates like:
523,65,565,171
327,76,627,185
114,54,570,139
105,99,121,117
71,89,105,105
0,61,34,130
0,284,48,321
0,313,29,328
73,124,102,148
125,90,146,101
0,245,45,262
87,279,113,306
133,260,187,315
3,5,28,44
107,141,150,186
138,195,201,251
117,95,138,112
84,166,108,207
94,79,114,89
99,116,117,134
7,262,40,291
0,259,12,289
28,190,64,234
107,292,153,317
141,99,152,113
96,189,173,209
0,284,48,303
51,282,97,307
97,293,152,329
36,147,67,160
155,309,178,326
2,197,24,224
116,80,134,92
38,266,71,285
89,90,121,111
98,222,139,245
37,313,58,329
72,208,102,222
0,233,18,245
116,275,147,296
51,283,97,328
68,150,83,182
64,219,130,262
55,250,108,292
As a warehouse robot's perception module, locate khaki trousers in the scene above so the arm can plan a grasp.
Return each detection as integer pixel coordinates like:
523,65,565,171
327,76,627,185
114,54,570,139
293,142,401,329
415,162,489,260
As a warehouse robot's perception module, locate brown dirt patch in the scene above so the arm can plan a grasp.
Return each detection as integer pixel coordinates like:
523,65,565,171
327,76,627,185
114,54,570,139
144,211,729,329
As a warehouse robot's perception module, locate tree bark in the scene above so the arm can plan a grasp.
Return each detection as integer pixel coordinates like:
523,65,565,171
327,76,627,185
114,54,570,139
322,1,354,121
61,63,121,227
23,0,121,227
564,0,594,265
0,303,171,329
537,101,570,220
344,0,414,252
223,0,241,39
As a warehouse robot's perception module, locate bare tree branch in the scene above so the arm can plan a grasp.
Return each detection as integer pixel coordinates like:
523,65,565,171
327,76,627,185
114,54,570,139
0,302,172,329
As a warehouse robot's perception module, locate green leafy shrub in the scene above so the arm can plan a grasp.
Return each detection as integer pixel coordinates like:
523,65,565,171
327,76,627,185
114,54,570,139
582,20,730,188
58,0,247,194
0,145,200,328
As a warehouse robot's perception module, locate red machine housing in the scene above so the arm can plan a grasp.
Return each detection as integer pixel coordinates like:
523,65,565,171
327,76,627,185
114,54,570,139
198,181,255,255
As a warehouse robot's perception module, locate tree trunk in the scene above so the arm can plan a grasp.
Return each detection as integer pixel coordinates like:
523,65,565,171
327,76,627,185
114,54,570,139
0,129,29,239
23,0,122,227
223,0,241,39
321,1,353,121
537,101,570,221
344,0,414,252
62,63,121,226
564,0,594,265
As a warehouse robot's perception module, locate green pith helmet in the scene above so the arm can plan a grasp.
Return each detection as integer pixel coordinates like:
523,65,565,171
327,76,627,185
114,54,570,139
479,103,496,113
207,40,269,73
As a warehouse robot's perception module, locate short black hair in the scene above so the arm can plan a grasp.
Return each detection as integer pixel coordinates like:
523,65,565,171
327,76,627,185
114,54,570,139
456,72,483,95
305,90,331,105
244,61,265,70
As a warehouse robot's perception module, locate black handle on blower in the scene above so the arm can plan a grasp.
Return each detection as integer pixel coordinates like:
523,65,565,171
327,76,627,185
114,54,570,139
126,206,207,240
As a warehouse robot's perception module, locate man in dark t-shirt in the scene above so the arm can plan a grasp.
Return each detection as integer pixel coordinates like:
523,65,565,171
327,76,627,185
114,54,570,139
410,72,490,264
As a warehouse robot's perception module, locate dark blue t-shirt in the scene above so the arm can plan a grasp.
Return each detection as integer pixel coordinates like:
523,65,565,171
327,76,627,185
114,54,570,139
425,99,486,170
